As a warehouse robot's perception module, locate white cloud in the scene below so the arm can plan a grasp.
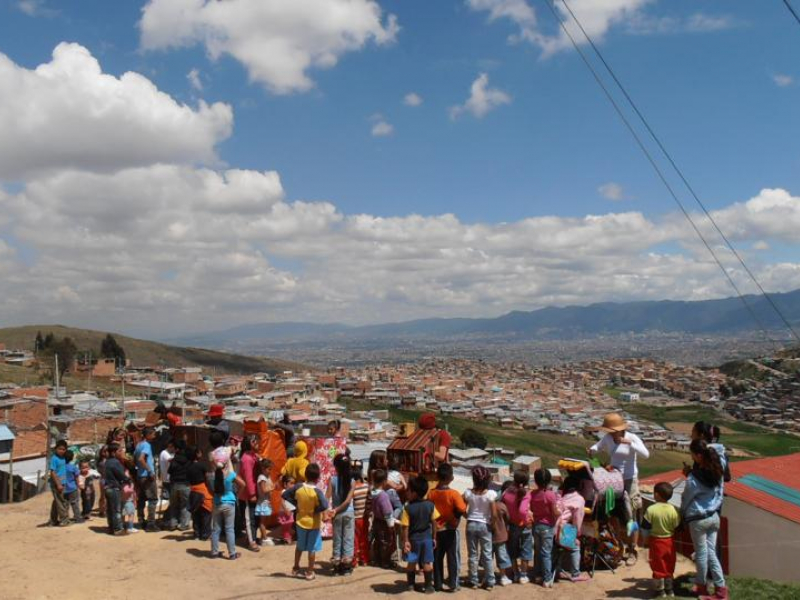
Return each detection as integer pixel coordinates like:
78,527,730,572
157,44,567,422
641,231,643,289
753,241,770,251
404,92,423,107
371,120,394,137
139,0,399,95
773,73,794,88
0,43,233,178
449,73,511,120
16,0,57,17
466,0,538,43
626,12,740,35
598,182,626,201
187,67,203,91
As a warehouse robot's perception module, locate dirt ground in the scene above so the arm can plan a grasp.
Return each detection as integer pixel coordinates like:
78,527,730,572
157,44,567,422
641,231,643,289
0,494,694,600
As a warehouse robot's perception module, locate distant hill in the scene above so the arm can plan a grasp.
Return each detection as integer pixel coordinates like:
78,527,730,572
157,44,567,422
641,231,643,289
0,325,307,375
178,289,800,346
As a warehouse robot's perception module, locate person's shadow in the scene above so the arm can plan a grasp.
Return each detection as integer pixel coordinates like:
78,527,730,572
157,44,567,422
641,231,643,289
371,580,412,595
605,575,694,598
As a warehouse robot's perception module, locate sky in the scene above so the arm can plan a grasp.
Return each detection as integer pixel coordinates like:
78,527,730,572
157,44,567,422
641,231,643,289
0,0,799,339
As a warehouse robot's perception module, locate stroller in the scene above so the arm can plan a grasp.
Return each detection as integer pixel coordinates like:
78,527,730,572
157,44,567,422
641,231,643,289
558,459,628,575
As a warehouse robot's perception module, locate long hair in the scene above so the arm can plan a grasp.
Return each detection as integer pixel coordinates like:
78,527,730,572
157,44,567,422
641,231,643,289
333,453,352,501
690,439,724,483
512,469,529,507
368,449,387,479
533,468,551,490
471,466,491,492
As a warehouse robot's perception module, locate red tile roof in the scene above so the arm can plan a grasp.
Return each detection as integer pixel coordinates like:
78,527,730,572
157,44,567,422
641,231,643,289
641,452,800,526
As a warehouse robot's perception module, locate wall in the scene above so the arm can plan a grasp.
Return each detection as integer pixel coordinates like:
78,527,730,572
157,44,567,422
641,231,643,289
725,496,800,582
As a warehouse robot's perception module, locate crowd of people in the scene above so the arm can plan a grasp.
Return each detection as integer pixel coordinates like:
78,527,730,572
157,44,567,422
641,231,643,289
46,410,731,599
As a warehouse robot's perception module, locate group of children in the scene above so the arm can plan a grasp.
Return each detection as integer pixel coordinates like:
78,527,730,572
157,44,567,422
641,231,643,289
48,419,729,599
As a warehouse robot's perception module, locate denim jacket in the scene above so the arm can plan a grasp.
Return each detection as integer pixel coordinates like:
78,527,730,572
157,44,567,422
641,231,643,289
680,469,723,523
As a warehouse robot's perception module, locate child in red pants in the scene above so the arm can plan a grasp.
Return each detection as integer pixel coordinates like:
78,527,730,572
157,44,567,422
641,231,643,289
351,466,370,566
642,482,680,597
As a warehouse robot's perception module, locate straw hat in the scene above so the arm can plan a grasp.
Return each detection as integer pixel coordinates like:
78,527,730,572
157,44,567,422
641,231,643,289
599,412,628,433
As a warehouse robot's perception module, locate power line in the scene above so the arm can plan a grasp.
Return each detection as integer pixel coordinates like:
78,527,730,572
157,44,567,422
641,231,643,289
784,0,800,28
557,0,800,344
539,0,783,347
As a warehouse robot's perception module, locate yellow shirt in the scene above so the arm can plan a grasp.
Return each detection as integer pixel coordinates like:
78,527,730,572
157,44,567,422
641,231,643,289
644,502,680,538
294,483,325,530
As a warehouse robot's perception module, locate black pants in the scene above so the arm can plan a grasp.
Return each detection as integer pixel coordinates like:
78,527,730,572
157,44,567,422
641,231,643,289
136,477,158,525
434,529,460,590
236,499,258,545
105,488,122,533
189,491,212,540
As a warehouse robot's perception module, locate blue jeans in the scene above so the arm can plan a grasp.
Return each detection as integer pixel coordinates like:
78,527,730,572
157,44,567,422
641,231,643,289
689,514,725,588
466,521,495,587
332,511,355,562
558,541,581,578
494,542,512,570
533,523,555,582
508,523,533,563
211,503,236,556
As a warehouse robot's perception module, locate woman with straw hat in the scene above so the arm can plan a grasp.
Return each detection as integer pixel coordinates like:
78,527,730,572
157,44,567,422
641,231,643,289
588,412,649,566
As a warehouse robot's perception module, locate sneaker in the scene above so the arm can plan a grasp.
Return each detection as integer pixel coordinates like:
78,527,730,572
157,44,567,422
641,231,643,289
543,581,554,589
424,585,435,595
499,576,513,586
127,526,139,533
518,575,530,584
482,584,495,591
113,529,128,536
261,538,276,546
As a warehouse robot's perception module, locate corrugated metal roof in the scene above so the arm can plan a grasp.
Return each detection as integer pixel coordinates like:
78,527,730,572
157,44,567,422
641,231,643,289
641,452,800,526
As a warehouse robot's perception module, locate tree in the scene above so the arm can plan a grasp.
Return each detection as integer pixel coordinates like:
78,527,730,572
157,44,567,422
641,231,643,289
43,332,55,349
35,331,44,353
460,427,488,450
100,334,126,365
39,336,78,376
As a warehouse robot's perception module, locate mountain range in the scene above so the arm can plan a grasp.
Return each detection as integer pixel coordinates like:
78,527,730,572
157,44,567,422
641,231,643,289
175,288,800,347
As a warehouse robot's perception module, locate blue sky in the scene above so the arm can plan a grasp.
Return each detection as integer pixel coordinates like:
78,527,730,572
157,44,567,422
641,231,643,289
0,0,799,336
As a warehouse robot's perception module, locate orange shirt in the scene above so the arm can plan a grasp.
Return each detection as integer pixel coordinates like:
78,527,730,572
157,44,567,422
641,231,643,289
428,485,467,529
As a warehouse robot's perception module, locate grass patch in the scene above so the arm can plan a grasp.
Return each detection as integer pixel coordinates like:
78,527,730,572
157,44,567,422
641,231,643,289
383,406,687,478
626,404,800,458
730,576,800,600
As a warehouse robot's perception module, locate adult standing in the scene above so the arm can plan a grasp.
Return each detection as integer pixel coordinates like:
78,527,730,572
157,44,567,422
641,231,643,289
417,413,451,464
167,439,192,531
681,439,727,600
158,439,175,524
134,426,159,532
48,440,70,527
588,412,649,565
237,437,260,552
206,404,230,443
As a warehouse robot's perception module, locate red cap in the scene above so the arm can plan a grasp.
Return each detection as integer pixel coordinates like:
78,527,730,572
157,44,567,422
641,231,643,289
207,404,225,418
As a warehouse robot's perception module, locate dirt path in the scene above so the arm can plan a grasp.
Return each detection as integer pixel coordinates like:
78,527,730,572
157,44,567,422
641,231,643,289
0,494,693,600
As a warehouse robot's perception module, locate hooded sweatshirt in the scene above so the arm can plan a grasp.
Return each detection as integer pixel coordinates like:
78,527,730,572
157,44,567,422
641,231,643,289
281,441,309,482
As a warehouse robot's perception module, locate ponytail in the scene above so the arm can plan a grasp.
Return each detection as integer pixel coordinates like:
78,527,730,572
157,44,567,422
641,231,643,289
689,439,723,483
214,466,225,496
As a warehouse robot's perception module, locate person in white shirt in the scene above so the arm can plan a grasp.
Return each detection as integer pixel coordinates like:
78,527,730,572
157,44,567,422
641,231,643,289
462,466,497,590
587,412,649,566
159,440,175,522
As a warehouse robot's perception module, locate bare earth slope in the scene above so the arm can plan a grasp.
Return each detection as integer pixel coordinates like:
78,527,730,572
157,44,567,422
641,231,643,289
0,494,691,600
0,324,307,375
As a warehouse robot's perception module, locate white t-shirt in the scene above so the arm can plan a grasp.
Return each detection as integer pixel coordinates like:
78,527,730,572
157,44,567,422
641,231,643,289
590,431,649,480
463,489,497,523
159,449,174,484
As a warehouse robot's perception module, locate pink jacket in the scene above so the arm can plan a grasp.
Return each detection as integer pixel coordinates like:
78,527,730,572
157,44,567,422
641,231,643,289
502,487,532,527
238,451,258,500
556,491,585,535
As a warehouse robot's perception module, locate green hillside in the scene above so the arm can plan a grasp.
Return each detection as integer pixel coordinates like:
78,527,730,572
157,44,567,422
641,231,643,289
0,324,308,375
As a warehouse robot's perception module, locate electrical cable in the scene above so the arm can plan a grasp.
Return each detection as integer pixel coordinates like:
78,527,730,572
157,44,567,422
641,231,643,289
557,0,800,344
783,0,800,28
540,0,783,347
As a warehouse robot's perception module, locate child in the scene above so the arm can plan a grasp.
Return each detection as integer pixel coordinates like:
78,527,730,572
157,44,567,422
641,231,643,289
502,469,532,584
429,462,467,592
256,458,276,546
281,440,309,483
63,450,84,523
211,457,246,560
122,467,138,533
463,466,497,590
493,481,513,587
369,469,397,569
401,476,439,593
49,440,69,527
187,446,213,541
103,443,129,535
642,482,680,598
282,463,329,580
78,460,100,520
530,468,560,587
351,463,370,567
278,474,296,545
327,454,355,575
555,476,589,583
237,437,260,551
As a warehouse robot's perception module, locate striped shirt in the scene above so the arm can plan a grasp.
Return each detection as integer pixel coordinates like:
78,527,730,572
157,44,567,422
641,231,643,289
352,482,369,518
